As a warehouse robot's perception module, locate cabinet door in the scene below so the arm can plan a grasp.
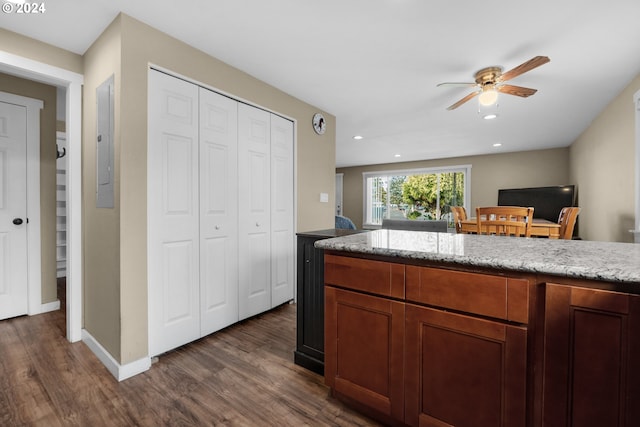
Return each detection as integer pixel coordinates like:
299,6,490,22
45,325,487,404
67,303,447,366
238,103,271,320
270,114,294,307
148,70,200,356
404,304,527,427
294,236,325,373
543,284,640,427
325,287,405,422
199,87,239,336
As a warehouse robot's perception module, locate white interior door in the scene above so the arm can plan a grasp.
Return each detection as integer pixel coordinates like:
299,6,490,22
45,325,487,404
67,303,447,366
148,70,200,356
238,103,271,320
336,173,344,216
270,114,294,307
0,101,28,320
199,87,239,335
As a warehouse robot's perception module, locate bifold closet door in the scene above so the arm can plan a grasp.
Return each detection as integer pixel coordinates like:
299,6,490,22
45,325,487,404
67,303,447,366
148,70,200,356
270,114,294,307
199,87,239,336
238,103,272,320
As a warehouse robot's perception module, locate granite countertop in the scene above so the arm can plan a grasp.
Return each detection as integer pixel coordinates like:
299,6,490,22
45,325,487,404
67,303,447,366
315,230,640,285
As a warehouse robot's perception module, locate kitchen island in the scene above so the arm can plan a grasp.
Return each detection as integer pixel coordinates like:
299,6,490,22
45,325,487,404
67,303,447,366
315,230,640,427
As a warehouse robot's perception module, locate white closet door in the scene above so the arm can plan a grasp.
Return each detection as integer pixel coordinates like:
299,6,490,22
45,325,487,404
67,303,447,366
0,101,29,320
270,115,294,307
238,103,271,320
199,88,239,335
148,70,200,356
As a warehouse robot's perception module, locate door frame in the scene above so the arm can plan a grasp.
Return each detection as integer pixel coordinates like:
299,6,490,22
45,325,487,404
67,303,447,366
0,50,84,342
0,91,43,316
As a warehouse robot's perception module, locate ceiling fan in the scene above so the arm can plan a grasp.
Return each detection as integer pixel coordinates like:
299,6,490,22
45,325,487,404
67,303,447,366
438,56,550,110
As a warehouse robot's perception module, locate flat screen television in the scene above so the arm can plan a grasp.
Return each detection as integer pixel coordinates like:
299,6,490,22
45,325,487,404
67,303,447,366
497,185,575,222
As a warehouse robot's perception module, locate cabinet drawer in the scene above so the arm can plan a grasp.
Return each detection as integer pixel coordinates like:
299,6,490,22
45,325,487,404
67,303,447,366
324,254,405,299
406,266,529,323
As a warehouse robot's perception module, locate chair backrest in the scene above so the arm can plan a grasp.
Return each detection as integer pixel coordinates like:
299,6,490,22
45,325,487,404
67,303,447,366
335,215,356,230
450,206,468,233
381,219,448,232
476,206,533,237
557,207,580,239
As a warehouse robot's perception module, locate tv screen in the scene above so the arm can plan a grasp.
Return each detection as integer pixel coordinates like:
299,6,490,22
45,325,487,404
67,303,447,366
497,185,575,222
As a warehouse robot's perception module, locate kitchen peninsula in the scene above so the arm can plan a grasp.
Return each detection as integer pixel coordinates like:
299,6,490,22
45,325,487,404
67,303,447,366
315,230,640,427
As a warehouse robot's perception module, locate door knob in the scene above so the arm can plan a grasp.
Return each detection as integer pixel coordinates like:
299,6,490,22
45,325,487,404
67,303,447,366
13,218,23,225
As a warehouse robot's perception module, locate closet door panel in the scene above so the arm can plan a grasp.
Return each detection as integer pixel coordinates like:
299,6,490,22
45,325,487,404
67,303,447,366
270,115,294,306
148,70,200,356
238,103,271,320
199,88,239,335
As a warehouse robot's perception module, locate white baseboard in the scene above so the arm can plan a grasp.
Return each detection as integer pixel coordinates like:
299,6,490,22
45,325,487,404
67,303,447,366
81,329,151,381
40,300,60,313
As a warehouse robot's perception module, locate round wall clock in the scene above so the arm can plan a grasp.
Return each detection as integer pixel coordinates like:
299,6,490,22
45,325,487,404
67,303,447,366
312,113,326,135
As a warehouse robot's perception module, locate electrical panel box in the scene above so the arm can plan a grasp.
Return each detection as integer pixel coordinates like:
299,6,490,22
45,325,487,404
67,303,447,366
96,75,114,208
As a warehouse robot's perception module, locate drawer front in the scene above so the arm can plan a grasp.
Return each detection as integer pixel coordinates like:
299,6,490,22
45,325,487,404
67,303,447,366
324,254,405,299
406,266,528,323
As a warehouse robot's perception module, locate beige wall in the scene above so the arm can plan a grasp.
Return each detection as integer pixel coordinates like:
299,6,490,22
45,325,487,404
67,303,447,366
0,73,58,304
337,147,570,229
0,29,83,75
570,73,640,242
82,17,123,361
83,14,335,363
2,14,336,365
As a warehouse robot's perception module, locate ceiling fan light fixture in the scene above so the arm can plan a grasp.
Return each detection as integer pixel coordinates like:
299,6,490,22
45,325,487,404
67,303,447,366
478,86,498,106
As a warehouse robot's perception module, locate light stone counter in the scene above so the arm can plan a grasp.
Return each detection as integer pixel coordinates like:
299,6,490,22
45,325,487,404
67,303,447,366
315,230,640,285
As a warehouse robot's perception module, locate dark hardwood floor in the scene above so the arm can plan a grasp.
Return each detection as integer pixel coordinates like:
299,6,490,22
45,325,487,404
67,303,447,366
0,279,380,426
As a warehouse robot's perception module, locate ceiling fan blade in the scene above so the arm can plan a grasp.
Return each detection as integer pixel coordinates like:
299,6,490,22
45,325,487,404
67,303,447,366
497,84,538,98
437,82,477,88
446,91,480,110
499,56,550,82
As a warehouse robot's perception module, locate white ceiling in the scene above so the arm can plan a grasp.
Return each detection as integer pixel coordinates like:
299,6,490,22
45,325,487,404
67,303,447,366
2,0,640,167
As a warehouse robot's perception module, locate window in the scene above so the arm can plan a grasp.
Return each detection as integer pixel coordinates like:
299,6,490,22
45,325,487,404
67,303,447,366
363,165,471,228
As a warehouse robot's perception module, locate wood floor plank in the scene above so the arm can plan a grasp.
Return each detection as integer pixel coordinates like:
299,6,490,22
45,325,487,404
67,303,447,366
0,280,380,426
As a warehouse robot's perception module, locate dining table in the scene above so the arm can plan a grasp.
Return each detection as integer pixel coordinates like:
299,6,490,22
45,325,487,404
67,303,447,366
460,217,561,239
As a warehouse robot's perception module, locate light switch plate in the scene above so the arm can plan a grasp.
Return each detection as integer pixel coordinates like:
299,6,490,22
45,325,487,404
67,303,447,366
320,193,329,203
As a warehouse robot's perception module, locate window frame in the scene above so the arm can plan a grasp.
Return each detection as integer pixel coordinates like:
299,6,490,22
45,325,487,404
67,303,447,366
362,164,472,229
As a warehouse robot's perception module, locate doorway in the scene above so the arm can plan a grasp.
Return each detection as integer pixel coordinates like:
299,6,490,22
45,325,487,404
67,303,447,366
0,51,83,342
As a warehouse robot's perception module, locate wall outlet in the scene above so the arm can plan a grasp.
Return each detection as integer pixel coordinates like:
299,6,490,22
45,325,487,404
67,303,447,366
320,193,329,203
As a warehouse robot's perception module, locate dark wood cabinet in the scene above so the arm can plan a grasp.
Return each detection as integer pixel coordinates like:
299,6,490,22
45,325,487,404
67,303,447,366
543,283,640,427
322,252,640,427
404,265,530,427
404,303,527,427
325,286,405,423
294,230,363,374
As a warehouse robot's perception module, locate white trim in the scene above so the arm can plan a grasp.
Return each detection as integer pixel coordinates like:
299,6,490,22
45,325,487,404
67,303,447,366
82,329,152,382
41,299,60,313
0,50,84,343
0,91,43,317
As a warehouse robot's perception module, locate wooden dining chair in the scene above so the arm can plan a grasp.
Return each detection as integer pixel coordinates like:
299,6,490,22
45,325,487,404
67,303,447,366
476,206,534,237
557,207,580,239
450,206,468,233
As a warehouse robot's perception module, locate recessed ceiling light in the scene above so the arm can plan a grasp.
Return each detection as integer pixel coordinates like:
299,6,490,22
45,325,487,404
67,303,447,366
493,143,502,147
394,154,401,158
353,135,363,140
483,114,498,120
